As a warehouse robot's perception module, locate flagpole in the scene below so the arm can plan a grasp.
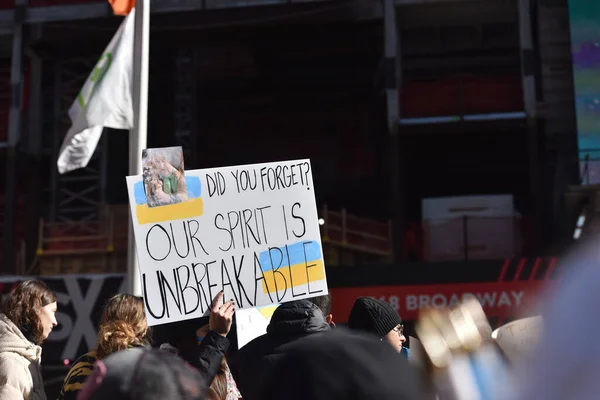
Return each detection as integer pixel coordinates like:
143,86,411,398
127,0,150,295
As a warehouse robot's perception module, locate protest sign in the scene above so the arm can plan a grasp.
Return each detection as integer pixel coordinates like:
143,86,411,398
236,304,280,348
127,156,328,326
491,316,542,364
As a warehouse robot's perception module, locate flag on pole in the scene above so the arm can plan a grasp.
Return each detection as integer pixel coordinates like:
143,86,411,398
57,10,135,174
109,0,136,16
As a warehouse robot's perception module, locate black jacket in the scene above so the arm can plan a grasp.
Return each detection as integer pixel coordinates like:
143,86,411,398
230,300,330,400
260,328,423,400
155,317,229,386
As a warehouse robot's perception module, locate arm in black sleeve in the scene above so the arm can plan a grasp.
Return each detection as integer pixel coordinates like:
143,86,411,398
190,330,230,385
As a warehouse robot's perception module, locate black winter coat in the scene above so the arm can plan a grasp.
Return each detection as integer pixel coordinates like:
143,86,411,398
154,317,229,387
230,300,330,400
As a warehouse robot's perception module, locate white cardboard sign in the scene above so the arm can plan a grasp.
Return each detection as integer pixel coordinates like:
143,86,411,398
491,316,542,364
126,159,328,326
235,304,280,349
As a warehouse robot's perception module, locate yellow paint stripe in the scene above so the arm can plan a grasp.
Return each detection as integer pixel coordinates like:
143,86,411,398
258,305,279,319
135,198,203,224
261,259,325,294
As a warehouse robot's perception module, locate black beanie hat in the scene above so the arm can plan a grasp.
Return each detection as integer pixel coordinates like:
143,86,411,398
347,297,402,338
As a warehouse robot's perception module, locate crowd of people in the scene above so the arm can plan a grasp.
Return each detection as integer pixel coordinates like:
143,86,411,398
0,279,420,400
0,255,595,400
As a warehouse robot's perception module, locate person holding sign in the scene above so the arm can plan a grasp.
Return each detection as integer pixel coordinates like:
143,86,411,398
157,291,236,391
230,296,331,400
260,329,421,400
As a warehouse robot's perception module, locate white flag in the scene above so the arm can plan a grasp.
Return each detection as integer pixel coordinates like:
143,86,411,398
57,9,135,174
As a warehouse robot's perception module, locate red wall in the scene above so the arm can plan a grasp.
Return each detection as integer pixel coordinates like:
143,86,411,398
0,0,100,6
330,280,546,324
402,74,524,118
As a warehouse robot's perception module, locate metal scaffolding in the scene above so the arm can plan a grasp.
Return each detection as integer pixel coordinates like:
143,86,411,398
49,57,107,224
173,47,197,167
2,0,26,272
4,0,534,272
0,0,335,35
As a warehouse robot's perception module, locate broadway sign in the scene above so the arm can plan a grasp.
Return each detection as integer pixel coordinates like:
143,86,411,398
329,281,549,323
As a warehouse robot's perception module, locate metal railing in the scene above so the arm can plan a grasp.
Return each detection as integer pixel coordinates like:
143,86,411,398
320,205,392,259
24,205,128,275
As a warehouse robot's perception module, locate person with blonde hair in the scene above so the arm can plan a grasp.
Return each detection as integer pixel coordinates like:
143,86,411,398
58,294,149,400
0,280,57,400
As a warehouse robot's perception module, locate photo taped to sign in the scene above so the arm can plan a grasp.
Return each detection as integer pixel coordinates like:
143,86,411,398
142,146,188,208
126,159,328,327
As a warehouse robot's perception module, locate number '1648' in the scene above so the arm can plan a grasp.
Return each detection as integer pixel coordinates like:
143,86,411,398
369,295,399,311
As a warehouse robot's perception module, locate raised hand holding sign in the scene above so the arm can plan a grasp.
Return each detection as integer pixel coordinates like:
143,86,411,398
209,291,235,337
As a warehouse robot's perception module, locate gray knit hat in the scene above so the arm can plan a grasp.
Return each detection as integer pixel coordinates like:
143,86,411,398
347,297,402,338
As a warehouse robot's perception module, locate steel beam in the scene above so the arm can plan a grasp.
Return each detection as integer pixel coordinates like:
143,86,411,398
519,0,542,252
383,0,405,263
0,0,334,35
23,46,43,271
3,0,26,274
51,56,104,223
173,46,197,167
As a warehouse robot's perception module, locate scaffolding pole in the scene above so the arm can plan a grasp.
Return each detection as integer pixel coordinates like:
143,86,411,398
3,0,26,274
383,0,404,264
519,0,541,252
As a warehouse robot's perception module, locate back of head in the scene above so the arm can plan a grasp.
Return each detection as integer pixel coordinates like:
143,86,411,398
260,329,420,400
306,293,332,316
267,299,330,335
77,348,206,400
96,294,149,359
2,280,57,345
348,297,402,338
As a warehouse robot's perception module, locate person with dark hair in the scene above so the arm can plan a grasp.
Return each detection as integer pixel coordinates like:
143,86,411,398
58,294,151,400
260,329,421,400
76,348,205,400
348,297,406,353
0,280,58,400
307,293,334,327
230,299,330,400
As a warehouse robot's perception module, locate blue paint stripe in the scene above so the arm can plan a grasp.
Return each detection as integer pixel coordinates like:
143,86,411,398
134,176,201,205
468,355,486,400
468,351,507,400
258,241,322,272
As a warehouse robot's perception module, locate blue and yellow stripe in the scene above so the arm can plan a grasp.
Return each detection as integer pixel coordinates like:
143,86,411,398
258,241,325,294
133,176,203,224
